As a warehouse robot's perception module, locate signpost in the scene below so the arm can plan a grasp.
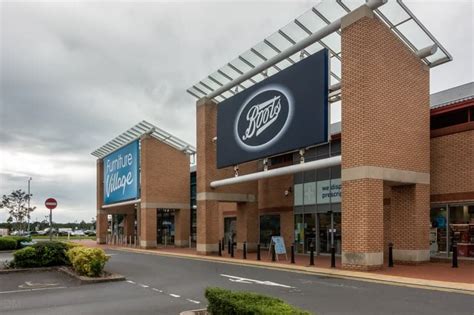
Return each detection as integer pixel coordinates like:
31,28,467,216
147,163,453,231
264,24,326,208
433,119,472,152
269,236,287,261
45,198,57,241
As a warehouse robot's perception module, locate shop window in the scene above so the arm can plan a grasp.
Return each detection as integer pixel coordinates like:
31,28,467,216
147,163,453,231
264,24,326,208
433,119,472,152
303,182,316,205
294,184,303,206
259,215,280,248
294,214,304,253
330,140,341,156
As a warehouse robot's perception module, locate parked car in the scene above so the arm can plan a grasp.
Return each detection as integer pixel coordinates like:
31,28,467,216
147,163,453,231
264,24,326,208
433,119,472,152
84,230,96,236
72,230,85,236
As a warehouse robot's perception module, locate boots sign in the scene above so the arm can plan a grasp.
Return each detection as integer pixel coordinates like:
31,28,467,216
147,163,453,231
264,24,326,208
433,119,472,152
103,140,139,204
217,48,329,168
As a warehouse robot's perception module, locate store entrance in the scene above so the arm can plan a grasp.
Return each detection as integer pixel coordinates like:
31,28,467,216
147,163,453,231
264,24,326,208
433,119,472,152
157,208,175,246
318,212,341,254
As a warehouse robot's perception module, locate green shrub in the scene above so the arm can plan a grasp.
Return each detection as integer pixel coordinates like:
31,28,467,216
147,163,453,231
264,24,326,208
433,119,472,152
66,247,109,277
12,247,37,267
0,237,17,250
205,287,311,315
13,241,69,268
63,241,84,250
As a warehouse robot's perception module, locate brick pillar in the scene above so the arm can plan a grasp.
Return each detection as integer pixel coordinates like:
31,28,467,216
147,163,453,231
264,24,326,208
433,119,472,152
342,179,384,270
97,210,108,244
123,213,135,240
236,202,258,251
175,208,190,247
196,200,220,254
140,207,157,248
340,5,430,270
390,184,430,263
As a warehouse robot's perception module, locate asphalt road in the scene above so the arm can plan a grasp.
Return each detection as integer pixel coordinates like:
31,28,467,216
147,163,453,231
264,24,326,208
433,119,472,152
0,249,472,315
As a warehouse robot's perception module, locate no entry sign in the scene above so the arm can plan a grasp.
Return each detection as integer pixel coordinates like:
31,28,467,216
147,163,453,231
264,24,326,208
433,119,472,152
45,198,57,210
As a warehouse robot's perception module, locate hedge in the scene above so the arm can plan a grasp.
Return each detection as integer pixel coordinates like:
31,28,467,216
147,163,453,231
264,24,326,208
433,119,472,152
13,241,69,268
66,247,109,277
205,287,311,315
0,236,32,249
0,237,17,250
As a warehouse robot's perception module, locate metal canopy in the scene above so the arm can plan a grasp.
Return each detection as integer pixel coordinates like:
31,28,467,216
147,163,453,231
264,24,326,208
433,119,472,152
91,120,196,159
187,0,452,103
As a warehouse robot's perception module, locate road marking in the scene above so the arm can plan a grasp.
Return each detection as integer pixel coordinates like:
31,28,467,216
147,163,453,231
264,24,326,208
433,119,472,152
138,284,149,288
169,293,181,298
0,286,66,295
220,274,295,288
186,299,200,304
126,280,136,284
152,288,163,293
19,281,59,289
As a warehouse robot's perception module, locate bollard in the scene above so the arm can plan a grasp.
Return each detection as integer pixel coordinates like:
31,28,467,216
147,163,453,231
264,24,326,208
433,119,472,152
331,246,336,268
218,240,222,256
231,242,235,258
271,244,276,262
222,237,225,251
257,244,261,261
388,242,394,267
309,244,315,266
291,244,295,264
452,243,458,268
243,241,247,259
228,239,231,255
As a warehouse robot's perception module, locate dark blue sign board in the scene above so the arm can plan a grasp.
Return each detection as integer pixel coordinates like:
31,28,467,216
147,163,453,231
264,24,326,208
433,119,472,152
216,48,329,168
103,140,140,204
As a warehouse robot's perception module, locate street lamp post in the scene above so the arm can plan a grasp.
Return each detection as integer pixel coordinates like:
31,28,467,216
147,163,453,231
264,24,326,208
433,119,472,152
27,177,32,233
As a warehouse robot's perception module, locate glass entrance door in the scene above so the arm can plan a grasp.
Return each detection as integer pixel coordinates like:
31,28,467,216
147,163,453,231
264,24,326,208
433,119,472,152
157,209,175,245
317,212,341,254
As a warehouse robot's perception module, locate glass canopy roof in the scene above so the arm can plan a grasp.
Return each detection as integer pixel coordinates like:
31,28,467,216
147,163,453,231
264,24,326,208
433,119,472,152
187,0,451,103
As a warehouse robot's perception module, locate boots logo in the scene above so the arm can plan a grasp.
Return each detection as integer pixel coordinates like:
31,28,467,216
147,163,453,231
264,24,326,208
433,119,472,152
235,85,293,151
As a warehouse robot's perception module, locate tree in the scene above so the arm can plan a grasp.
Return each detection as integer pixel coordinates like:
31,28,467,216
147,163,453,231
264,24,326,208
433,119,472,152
0,189,35,232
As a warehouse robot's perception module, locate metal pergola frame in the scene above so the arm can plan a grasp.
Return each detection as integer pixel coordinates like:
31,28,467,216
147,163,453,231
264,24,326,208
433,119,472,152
186,0,452,103
91,120,196,160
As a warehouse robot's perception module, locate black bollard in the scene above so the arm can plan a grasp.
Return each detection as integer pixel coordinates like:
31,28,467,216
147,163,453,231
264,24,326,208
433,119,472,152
388,242,394,267
309,244,315,266
271,244,276,262
291,244,295,264
222,237,225,251
452,243,458,268
218,240,222,256
243,241,247,259
331,246,336,268
228,239,231,255
231,242,235,258
257,244,261,261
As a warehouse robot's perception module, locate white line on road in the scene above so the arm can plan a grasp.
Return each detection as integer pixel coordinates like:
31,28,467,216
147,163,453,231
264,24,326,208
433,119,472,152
186,299,201,304
220,274,295,288
0,286,67,295
126,280,136,284
169,293,181,298
138,284,149,288
152,288,163,293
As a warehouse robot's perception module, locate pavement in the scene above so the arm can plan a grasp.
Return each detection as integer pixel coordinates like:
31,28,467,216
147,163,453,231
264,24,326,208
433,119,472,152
0,248,473,314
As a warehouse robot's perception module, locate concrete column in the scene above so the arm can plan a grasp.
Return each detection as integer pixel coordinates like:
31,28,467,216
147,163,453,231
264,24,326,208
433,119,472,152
175,208,190,247
140,207,157,248
236,202,259,251
97,210,108,244
390,184,430,263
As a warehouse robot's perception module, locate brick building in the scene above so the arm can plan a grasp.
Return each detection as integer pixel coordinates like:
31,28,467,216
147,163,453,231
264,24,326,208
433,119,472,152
93,2,473,271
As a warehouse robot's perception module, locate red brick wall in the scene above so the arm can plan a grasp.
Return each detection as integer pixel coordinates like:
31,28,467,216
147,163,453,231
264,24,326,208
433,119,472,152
430,130,474,200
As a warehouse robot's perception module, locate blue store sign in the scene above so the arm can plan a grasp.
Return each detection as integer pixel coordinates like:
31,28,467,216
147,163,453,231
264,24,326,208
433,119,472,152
103,140,139,205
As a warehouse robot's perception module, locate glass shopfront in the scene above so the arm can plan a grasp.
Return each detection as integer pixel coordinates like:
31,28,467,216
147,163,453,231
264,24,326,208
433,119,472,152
259,214,281,248
430,204,474,257
157,208,175,245
293,142,342,255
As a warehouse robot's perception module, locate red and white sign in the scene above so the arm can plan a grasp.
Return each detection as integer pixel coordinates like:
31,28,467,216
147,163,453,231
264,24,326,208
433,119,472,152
45,198,57,210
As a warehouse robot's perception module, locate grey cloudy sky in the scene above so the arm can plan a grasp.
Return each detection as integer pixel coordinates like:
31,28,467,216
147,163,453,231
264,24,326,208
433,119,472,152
1,0,472,223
